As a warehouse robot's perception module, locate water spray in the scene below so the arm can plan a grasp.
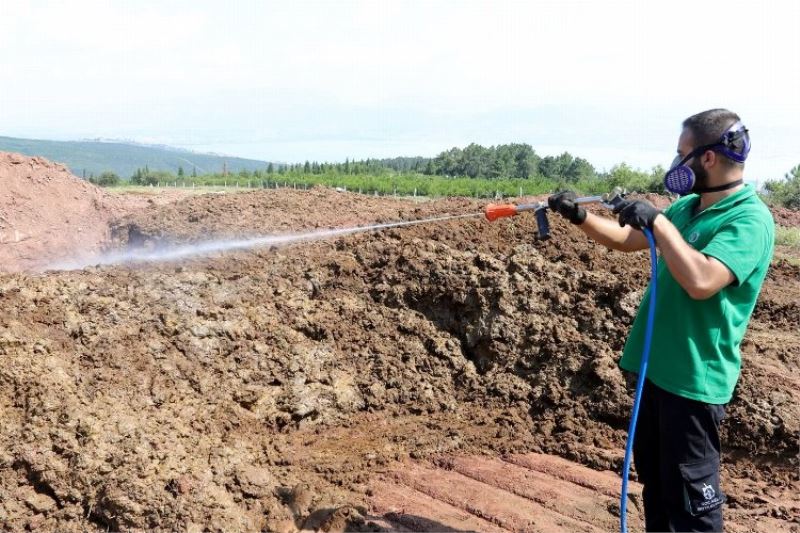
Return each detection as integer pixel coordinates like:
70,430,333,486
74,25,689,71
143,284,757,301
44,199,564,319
48,213,482,271
51,189,632,271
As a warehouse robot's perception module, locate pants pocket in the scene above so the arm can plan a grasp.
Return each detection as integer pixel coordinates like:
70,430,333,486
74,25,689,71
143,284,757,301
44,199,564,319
679,458,726,516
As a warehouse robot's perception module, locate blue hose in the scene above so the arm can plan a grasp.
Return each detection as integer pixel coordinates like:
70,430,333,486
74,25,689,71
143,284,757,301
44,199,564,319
620,227,658,533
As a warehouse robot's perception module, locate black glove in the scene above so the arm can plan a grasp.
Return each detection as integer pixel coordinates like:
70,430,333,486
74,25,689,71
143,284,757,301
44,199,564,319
613,199,661,230
547,191,587,225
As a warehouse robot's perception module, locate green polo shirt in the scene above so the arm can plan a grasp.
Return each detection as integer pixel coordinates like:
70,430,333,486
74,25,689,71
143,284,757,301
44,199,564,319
619,185,775,404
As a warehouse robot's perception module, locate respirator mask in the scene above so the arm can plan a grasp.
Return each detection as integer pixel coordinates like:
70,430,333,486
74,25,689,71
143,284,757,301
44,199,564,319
663,121,750,196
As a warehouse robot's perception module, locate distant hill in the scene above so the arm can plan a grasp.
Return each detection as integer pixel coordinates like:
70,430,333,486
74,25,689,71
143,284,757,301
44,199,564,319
0,136,274,179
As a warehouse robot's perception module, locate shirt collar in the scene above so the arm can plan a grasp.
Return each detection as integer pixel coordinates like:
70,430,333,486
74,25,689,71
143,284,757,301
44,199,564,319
704,184,755,212
687,184,754,216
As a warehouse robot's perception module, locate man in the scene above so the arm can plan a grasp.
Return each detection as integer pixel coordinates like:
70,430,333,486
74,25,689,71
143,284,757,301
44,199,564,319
548,109,775,532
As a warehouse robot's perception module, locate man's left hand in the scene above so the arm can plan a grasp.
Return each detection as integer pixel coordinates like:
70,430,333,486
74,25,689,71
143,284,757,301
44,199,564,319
613,199,661,230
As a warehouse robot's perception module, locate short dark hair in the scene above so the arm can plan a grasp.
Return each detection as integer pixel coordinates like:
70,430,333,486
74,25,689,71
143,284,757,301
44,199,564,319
682,108,746,168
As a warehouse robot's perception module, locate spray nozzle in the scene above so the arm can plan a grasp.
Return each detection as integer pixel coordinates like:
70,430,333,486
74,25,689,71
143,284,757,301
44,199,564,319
484,188,628,240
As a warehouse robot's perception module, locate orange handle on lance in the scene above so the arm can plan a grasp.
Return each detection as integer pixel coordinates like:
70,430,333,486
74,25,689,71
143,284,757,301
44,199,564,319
484,188,628,241
484,203,521,221
485,201,546,221
485,200,550,239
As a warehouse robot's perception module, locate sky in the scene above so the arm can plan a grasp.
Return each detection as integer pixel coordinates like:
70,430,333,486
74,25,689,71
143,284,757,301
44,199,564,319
0,0,798,180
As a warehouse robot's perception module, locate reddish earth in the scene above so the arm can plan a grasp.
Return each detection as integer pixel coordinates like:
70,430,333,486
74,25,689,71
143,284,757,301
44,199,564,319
369,454,643,532
0,152,118,272
0,152,196,272
771,206,800,227
0,155,798,532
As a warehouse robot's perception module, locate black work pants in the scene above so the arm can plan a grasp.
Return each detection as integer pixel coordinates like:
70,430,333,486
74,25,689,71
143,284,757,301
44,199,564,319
632,378,727,532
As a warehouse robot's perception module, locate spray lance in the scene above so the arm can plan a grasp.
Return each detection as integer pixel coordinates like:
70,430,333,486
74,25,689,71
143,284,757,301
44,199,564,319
484,187,629,238
483,186,658,533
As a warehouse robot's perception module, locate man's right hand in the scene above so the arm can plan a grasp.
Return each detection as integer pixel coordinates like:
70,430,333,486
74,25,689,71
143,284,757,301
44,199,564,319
547,191,587,225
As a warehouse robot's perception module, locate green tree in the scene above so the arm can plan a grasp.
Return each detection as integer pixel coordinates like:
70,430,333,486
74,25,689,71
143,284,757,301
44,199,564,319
432,147,463,176
96,171,121,187
177,166,184,177
511,143,540,178
603,162,662,191
490,145,514,179
565,157,595,182
539,155,560,179
764,164,800,208
130,167,143,184
538,152,575,180
462,143,490,178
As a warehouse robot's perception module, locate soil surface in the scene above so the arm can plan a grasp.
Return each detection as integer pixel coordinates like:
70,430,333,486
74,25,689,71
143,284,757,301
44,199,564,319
1,161,798,532
771,206,800,227
0,152,200,272
368,453,644,532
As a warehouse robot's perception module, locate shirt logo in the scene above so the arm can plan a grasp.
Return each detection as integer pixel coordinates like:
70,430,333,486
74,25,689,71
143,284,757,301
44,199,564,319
688,231,700,244
702,483,716,500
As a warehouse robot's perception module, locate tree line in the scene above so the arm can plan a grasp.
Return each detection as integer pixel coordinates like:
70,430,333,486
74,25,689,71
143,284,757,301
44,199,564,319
87,143,800,209
270,144,599,182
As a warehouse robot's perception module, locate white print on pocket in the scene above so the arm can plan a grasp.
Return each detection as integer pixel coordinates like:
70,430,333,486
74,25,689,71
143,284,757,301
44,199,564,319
688,231,700,244
702,483,716,500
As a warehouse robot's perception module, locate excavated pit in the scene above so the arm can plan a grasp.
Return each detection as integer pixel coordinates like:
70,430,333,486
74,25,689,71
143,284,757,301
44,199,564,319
0,179,798,532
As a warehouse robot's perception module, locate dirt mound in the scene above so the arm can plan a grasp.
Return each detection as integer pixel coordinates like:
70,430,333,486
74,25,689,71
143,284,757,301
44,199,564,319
0,188,797,531
107,187,478,248
770,206,800,227
0,152,120,272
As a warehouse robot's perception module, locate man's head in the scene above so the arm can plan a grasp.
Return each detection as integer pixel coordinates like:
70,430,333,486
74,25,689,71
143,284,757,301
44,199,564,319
677,109,749,189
